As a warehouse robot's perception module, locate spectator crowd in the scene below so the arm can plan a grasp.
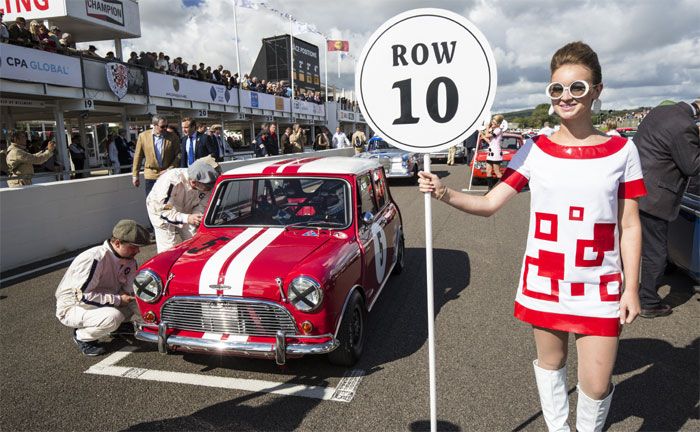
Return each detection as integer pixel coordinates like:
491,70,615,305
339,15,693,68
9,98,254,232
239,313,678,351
1,13,326,104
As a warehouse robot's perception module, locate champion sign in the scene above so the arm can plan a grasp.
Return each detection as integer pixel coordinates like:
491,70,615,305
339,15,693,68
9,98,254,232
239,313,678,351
0,43,83,87
86,0,125,27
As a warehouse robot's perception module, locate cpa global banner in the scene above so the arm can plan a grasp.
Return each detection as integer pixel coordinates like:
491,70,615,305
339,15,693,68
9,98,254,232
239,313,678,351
147,72,239,106
0,43,83,87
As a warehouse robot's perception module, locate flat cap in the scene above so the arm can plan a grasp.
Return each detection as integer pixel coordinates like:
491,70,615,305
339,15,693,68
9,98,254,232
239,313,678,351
112,219,150,246
188,159,219,185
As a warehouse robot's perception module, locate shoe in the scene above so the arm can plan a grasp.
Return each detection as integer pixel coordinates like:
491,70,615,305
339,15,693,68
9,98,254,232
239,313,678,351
73,330,106,356
639,303,672,318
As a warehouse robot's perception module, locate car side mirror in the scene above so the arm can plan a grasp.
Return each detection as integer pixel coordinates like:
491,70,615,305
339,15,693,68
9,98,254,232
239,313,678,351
362,211,375,225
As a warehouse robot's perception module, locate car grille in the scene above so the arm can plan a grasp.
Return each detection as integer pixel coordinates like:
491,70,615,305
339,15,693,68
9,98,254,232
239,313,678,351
160,298,298,337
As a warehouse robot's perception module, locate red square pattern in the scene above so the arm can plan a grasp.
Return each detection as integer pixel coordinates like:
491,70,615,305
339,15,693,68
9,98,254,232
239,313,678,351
522,249,565,302
535,212,558,242
599,273,622,302
575,223,616,267
569,206,584,221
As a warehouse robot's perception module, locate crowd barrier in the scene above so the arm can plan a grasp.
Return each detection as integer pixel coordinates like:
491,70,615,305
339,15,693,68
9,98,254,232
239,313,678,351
0,148,353,272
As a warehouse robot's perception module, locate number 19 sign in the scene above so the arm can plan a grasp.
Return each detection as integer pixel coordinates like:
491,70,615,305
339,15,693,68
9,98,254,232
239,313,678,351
356,9,497,432
356,8,497,152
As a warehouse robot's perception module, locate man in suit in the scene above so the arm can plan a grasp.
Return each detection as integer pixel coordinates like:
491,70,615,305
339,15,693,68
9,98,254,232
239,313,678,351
180,118,218,167
281,127,293,154
132,116,181,195
634,99,700,318
209,124,233,162
265,123,280,156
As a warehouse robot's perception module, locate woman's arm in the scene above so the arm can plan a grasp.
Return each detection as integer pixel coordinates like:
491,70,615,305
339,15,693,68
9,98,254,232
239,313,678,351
418,171,518,217
618,197,642,324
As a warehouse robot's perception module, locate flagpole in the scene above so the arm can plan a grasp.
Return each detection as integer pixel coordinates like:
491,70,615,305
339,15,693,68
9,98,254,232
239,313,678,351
337,50,340,79
289,17,295,120
324,38,328,105
232,1,243,111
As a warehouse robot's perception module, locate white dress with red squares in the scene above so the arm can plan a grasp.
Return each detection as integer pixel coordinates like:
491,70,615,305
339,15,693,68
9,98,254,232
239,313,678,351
501,135,647,336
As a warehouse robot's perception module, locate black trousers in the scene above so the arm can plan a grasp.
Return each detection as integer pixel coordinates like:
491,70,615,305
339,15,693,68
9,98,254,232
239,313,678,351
639,210,669,307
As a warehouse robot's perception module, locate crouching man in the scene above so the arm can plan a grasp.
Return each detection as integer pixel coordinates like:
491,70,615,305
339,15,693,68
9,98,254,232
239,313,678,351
146,157,221,252
55,220,150,356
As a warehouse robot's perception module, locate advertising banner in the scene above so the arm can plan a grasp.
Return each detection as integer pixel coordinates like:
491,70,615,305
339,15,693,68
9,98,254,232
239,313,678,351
240,90,290,112
82,58,146,95
147,72,239,106
293,99,325,117
0,43,83,87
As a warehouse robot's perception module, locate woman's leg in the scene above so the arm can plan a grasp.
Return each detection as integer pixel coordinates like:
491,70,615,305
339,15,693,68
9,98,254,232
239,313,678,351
493,162,502,179
574,334,618,432
532,326,571,431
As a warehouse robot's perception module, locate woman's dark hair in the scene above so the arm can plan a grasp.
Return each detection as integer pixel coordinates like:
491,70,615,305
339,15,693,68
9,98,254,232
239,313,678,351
550,41,602,85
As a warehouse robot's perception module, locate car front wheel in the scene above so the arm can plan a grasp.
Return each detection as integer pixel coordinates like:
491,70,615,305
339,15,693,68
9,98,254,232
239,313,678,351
328,290,366,366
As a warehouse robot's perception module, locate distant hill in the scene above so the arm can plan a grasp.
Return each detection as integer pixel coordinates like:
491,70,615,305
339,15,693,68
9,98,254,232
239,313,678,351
502,108,534,120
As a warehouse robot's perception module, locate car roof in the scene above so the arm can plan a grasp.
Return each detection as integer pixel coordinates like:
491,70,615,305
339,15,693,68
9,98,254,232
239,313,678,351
224,156,381,176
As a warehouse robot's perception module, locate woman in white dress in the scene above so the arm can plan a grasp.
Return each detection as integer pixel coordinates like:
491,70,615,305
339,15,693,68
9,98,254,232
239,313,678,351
418,41,644,432
485,114,505,188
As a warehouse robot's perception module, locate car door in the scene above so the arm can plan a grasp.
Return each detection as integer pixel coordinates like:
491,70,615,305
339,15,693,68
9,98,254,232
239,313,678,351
371,168,399,279
356,172,381,300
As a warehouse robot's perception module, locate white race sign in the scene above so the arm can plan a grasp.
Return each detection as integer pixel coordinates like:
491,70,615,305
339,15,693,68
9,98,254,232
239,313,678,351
356,8,497,152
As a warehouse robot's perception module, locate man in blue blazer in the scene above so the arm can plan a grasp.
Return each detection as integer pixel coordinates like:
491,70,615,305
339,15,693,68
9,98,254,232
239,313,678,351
180,118,218,167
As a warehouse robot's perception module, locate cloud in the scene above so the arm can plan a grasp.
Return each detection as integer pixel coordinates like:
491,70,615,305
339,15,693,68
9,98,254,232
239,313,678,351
77,0,699,111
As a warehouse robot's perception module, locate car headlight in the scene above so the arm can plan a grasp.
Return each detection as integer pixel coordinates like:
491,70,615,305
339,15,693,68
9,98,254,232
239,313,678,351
133,270,163,303
287,276,323,312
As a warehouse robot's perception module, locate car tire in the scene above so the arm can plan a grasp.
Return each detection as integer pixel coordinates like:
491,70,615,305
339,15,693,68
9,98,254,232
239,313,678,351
328,290,366,367
393,232,405,275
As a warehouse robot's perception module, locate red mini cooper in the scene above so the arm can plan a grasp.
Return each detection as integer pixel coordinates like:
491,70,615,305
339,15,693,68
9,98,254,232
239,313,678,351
133,156,404,366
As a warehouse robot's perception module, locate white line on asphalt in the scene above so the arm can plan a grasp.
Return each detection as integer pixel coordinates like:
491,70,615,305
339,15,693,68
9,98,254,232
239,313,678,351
0,257,75,285
330,369,365,402
85,347,362,402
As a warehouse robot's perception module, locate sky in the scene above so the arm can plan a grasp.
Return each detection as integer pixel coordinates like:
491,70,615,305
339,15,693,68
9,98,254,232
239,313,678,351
79,0,700,113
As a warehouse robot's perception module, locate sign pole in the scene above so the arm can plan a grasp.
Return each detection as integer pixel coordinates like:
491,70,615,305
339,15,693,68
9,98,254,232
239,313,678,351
355,9,497,432
423,153,437,432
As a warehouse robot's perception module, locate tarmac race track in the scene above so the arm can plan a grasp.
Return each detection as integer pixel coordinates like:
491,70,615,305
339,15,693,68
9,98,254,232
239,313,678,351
1,163,697,431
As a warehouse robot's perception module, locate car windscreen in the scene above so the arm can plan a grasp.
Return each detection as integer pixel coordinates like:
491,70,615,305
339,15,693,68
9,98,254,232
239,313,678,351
368,140,393,151
206,177,351,228
479,135,522,150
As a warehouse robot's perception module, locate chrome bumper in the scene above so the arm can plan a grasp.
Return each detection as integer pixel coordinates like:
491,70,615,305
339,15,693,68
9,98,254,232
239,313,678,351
385,170,413,178
135,322,339,365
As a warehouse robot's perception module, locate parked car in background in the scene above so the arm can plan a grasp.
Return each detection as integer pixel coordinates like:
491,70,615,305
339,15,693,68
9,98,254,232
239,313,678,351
668,175,700,284
357,136,423,181
469,133,524,183
134,157,405,366
616,127,637,139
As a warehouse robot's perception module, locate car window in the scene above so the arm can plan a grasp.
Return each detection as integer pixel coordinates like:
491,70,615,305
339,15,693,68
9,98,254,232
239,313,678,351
501,136,522,149
368,140,392,151
357,173,378,216
373,169,388,209
207,177,350,227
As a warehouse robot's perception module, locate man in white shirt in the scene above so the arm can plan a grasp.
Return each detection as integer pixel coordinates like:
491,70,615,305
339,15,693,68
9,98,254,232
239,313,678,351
539,121,555,137
332,126,350,149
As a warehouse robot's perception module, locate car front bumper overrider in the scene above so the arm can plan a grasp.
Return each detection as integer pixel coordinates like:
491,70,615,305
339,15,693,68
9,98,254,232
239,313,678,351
135,322,339,365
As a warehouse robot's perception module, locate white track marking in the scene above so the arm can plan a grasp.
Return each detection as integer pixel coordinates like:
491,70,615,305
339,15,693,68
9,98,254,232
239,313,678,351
84,347,362,402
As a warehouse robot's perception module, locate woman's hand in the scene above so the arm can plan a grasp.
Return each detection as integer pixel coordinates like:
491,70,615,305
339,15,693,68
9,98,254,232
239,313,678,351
619,290,640,325
418,171,446,199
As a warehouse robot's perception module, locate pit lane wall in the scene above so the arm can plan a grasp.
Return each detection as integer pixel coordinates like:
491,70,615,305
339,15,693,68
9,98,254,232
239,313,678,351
0,149,353,272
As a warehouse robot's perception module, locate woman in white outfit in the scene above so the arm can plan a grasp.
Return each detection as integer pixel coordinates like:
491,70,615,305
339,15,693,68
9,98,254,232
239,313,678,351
485,114,505,188
419,41,644,432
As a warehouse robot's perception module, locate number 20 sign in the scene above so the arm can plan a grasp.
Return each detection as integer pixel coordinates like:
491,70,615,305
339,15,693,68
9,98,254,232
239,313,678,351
356,9,497,153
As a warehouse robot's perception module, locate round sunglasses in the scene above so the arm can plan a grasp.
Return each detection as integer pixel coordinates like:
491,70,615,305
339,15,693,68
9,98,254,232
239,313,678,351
545,80,596,99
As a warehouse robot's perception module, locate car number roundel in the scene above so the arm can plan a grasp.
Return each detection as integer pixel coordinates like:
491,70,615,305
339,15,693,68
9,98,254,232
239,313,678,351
371,222,388,283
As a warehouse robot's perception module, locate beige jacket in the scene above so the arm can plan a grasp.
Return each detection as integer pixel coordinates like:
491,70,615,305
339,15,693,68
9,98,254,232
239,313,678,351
289,130,304,153
132,130,180,180
5,143,54,187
